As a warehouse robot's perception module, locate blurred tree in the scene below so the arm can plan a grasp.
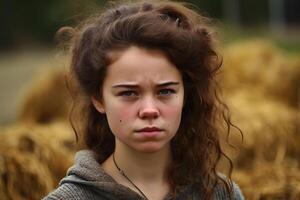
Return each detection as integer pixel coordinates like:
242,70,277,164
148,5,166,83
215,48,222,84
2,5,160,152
223,0,241,25
0,0,107,50
269,0,285,32
285,0,300,25
239,0,269,25
1,0,298,51
0,0,14,49
188,0,223,19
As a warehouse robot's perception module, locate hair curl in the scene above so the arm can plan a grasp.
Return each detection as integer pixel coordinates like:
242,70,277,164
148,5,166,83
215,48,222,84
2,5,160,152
64,1,241,199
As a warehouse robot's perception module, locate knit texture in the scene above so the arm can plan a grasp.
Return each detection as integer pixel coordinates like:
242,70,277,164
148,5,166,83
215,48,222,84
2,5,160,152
43,150,244,200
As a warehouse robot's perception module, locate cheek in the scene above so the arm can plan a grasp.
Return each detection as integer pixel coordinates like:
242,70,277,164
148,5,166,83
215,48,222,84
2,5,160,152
164,96,184,120
163,104,183,128
164,95,184,129
116,105,137,122
106,104,137,130
164,106,182,118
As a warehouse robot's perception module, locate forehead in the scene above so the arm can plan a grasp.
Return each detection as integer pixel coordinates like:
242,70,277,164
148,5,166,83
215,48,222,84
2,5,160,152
105,46,182,84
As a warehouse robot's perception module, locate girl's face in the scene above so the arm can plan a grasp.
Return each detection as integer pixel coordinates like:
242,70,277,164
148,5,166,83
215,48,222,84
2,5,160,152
92,46,184,153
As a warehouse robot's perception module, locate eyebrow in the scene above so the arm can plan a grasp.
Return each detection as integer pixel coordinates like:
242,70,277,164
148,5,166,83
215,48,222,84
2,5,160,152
112,81,180,88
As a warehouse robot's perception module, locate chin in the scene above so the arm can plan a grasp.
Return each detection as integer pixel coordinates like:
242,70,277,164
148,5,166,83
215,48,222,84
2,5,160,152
135,142,168,153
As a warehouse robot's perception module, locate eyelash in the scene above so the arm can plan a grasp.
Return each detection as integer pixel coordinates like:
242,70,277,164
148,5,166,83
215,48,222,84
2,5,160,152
119,91,137,97
158,89,176,96
118,89,176,97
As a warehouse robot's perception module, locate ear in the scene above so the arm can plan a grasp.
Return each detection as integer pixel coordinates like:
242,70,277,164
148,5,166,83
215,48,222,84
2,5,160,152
91,96,105,113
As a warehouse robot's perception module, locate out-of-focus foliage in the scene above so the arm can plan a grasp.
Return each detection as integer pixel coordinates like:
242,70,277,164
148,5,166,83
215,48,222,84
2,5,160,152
188,0,223,18
2,0,300,50
0,0,106,49
239,0,269,25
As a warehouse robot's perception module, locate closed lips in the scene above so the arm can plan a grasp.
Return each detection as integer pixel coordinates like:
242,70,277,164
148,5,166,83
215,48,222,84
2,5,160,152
137,127,162,132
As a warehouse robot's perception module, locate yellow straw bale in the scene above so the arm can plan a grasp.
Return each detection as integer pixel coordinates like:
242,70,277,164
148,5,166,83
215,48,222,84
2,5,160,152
261,56,300,107
222,40,282,90
18,68,71,124
233,161,300,200
222,39,300,107
226,91,300,167
0,122,75,200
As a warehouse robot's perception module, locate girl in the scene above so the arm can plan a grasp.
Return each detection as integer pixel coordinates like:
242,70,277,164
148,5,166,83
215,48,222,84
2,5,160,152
44,0,244,199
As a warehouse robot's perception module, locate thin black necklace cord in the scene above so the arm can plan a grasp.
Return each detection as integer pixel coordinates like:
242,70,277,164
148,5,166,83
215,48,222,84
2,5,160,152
112,153,149,200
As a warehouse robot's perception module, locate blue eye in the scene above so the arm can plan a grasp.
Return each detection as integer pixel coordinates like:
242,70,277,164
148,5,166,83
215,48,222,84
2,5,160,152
158,89,175,96
119,91,137,97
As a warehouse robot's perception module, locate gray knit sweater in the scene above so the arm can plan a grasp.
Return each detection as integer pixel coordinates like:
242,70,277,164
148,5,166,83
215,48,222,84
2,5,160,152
43,150,244,200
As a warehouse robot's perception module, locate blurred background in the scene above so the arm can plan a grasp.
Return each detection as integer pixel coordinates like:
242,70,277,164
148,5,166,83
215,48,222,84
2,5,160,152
0,0,299,199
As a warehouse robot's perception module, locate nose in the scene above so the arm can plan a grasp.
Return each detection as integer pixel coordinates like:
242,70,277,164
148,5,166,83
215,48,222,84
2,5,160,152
138,97,160,119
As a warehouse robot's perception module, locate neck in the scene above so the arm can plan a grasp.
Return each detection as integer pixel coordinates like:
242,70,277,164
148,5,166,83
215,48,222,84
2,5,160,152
113,142,171,183
101,141,172,200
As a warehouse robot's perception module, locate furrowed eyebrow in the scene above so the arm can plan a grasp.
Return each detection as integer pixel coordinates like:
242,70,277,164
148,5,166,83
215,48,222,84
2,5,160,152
112,84,138,89
112,82,180,88
157,82,179,87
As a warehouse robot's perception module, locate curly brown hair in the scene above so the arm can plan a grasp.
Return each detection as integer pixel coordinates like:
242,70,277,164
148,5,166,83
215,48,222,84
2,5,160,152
64,0,241,199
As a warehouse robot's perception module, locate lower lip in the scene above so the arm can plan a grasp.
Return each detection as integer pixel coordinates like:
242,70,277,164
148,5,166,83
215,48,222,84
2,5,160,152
137,131,162,137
